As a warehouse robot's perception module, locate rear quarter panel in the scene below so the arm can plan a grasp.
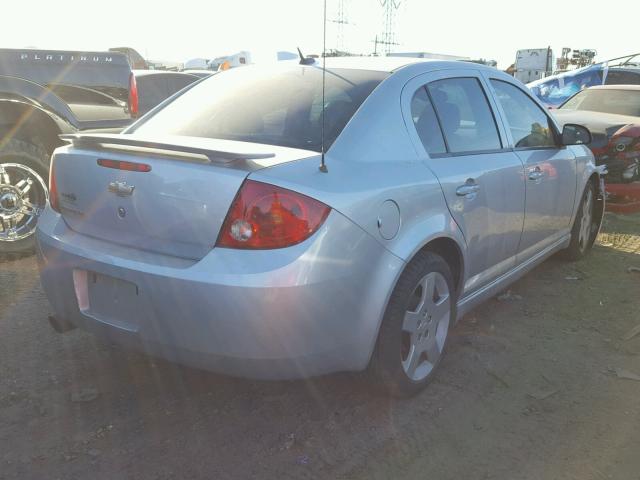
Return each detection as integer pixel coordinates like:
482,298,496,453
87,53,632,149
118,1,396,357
249,67,468,307
250,67,466,260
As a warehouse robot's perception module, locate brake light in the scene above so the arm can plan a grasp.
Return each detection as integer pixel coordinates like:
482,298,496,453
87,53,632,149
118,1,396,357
48,158,60,213
217,180,330,249
128,73,139,118
97,159,151,172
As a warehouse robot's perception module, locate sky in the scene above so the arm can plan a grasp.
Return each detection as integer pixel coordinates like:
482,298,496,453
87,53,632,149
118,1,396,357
2,0,638,69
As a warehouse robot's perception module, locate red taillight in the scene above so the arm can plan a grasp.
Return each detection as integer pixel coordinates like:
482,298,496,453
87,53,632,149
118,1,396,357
217,180,330,249
128,73,139,118
97,159,151,172
48,158,60,213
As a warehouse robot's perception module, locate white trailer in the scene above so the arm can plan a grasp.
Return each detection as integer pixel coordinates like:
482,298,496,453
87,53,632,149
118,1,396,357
183,58,210,70
208,51,251,71
514,48,554,83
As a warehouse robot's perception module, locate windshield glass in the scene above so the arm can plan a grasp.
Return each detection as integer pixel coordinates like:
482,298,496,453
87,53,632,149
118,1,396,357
561,88,640,116
133,65,388,152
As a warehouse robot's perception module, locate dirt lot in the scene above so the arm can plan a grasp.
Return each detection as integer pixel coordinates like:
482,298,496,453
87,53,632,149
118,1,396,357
1,213,639,480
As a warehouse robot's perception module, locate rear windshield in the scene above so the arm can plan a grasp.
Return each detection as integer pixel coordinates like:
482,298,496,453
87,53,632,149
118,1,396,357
561,88,640,117
133,65,388,152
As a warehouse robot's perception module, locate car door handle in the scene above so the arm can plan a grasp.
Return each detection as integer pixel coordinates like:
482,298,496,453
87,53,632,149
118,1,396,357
528,167,544,181
456,181,480,197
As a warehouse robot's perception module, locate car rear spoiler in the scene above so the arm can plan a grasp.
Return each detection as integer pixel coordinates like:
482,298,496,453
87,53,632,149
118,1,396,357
59,133,275,164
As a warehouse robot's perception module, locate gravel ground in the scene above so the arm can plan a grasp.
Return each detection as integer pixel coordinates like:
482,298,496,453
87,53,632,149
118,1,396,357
1,213,639,480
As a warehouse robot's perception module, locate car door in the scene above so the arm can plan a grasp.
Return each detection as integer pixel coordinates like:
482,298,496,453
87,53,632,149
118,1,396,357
486,77,577,262
402,70,526,295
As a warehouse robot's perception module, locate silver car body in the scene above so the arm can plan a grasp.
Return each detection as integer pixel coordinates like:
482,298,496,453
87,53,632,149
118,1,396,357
36,58,604,379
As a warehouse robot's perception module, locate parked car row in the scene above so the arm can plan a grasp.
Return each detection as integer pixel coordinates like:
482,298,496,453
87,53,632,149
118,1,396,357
527,57,640,183
36,57,604,395
553,85,640,183
528,57,640,108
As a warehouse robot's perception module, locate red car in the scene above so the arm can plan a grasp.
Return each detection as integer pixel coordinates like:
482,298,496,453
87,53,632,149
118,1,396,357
553,85,640,183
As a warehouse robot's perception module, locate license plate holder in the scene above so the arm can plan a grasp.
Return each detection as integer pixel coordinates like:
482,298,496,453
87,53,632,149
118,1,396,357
74,270,141,331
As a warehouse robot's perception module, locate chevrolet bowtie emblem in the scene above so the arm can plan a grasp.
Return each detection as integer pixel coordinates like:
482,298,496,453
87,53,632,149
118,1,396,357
108,181,135,197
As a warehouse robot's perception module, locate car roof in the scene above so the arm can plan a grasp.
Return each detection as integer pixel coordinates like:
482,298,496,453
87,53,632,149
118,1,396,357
303,56,485,73
587,84,640,91
133,70,198,78
182,69,215,76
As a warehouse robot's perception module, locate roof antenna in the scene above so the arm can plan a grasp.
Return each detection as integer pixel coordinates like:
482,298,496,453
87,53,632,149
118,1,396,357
297,47,315,65
318,0,328,173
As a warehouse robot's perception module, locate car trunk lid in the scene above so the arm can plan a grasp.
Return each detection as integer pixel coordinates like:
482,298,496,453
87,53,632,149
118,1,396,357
53,134,316,259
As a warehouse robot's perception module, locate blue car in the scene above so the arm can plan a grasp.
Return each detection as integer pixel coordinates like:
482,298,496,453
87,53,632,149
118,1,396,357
528,57,640,108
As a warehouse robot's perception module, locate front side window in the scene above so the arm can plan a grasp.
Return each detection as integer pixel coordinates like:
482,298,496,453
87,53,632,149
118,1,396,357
426,77,502,153
134,65,387,152
491,80,556,148
411,86,446,155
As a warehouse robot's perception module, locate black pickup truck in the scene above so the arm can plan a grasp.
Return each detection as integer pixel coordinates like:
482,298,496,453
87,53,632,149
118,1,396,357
0,48,136,254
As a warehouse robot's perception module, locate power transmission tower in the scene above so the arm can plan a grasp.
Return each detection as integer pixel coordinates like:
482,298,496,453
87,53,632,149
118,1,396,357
376,0,402,55
330,0,351,53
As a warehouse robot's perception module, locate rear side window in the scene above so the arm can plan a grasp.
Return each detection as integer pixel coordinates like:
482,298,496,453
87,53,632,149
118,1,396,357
136,75,170,115
167,75,198,93
134,66,387,152
427,78,502,153
411,87,446,155
491,80,556,148
605,70,640,86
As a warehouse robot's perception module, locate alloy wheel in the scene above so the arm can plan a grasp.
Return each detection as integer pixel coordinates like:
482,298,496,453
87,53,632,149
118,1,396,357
401,271,451,382
0,163,48,242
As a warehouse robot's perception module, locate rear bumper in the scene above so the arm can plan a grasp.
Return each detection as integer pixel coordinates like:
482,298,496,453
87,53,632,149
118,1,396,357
36,209,404,380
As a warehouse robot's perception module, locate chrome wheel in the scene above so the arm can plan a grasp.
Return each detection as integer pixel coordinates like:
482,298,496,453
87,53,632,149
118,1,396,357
401,271,451,382
0,163,48,242
577,187,593,252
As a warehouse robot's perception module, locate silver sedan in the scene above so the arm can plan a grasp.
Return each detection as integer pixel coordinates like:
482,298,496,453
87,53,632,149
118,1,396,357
37,57,604,395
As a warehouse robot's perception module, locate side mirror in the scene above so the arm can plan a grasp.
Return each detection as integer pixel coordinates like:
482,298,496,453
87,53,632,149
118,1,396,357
562,123,592,146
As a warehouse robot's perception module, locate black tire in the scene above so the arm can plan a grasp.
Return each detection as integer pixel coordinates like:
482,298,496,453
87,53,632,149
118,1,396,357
0,138,50,257
563,181,598,261
369,251,455,397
